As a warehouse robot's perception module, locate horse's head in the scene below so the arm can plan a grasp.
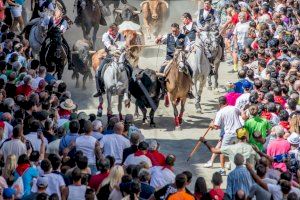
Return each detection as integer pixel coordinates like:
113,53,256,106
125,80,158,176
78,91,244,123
173,49,187,72
198,31,219,58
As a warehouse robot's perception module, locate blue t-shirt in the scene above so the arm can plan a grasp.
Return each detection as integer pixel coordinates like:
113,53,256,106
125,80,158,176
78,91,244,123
14,0,26,5
14,167,39,196
234,79,253,94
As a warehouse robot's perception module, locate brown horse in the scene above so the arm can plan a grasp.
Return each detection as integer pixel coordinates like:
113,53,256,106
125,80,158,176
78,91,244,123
165,50,192,129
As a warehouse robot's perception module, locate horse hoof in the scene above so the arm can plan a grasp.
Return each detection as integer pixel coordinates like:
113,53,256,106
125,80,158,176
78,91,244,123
196,108,203,113
142,118,147,124
150,123,156,128
134,112,140,118
97,109,102,117
175,126,182,131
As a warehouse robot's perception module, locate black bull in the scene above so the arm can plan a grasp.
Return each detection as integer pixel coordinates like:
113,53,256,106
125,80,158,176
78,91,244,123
114,4,140,25
129,69,161,127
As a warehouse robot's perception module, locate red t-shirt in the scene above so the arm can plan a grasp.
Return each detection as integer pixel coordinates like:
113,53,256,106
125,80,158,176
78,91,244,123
209,188,224,200
16,84,33,97
231,13,239,25
146,150,165,166
88,172,109,191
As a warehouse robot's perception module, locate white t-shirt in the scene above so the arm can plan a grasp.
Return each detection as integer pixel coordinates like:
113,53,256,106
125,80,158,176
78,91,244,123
149,166,175,189
268,184,300,200
46,139,61,155
233,21,250,48
235,93,250,110
31,77,44,90
25,132,48,151
215,106,242,135
100,134,130,164
124,154,152,167
76,135,97,165
32,173,65,200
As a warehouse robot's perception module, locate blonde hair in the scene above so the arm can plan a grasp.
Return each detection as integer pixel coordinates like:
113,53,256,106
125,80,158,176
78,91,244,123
101,165,124,190
3,155,17,179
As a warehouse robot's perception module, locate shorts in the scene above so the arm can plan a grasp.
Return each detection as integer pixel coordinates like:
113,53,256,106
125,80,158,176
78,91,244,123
221,134,237,148
230,42,245,57
10,5,22,18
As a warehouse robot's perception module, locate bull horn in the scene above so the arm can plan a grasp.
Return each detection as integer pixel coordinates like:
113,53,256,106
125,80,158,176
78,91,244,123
133,10,142,14
89,50,96,54
159,0,169,8
140,0,150,8
72,51,79,54
114,8,122,14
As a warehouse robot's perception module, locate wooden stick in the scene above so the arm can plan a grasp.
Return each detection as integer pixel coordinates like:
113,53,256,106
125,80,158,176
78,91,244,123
187,126,212,162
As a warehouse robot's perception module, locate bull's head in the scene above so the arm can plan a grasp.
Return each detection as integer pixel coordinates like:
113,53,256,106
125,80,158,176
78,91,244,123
114,7,141,21
140,0,168,20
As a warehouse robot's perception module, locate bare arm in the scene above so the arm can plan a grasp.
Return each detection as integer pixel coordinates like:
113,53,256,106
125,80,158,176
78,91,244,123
61,186,68,200
95,141,103,161
200,138,222,154
246,162,269,191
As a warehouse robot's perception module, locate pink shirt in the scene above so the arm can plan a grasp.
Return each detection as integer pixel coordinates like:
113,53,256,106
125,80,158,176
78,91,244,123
267,138,291,172
224,92,241,106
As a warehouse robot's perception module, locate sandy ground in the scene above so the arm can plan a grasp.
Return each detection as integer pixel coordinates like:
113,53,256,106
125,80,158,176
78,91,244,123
23,0,239,190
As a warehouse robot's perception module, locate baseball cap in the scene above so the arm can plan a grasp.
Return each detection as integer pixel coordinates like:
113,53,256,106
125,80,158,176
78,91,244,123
92,120,103,130
37,176,48,188
3,188,16,199
236,127,249,139
148,139,158,150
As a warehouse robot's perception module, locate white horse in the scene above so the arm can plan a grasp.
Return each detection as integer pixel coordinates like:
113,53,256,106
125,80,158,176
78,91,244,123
190,30,222,113
28,13,51,58
99,51,130,119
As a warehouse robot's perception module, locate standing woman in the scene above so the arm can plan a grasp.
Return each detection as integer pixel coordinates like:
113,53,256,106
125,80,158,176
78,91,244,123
7,0,25,32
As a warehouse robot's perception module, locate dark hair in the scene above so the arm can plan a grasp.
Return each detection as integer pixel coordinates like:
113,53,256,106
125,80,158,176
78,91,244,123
41,159,52,172
72,167,82,182
30,120,41,132
288,98,297,110
49,193,59,200
175,173,187,189
280,172,292,181
238,69,246,79
194,177,207,195
76,155,88,170
171,23,180,29
182,171,193,183
255,164,267,178
30,59,40,70
254,79,262,90
138,141,149,151
85,188,95,200
17,154,30,165
84,120,93,133
258,59,267,68
97,158,110,172
36,193,49,200
69,120,80,133
29,151,40,162
182,12,192,20
279,110,289,121
218,96,227,105
106,155,115,168
211,172,222,186
280,180,291,194
287,192,298,200
12,124,23,138
48,154,61,171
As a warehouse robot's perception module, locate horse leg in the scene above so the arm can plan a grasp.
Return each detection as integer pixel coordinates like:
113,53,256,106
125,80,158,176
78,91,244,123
140,105,147,124
149,108,156,127
207,73,212,90
134,102,140,118
82,73,88,90
92,24,99,49
106,91,113,118
97,95,104,117
171,96,180,129
213,62,220,93
118,95,123,121
75,73,80,88
178,98,186,125
196,75,207,113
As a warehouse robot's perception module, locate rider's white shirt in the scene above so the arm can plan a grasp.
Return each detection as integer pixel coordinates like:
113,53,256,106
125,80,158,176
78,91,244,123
102,32,125,49
42,16,68,33
161,33,191,51
39,0,55,11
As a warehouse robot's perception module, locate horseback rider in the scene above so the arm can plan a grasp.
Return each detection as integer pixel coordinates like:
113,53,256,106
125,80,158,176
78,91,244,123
155,23,194,99
197,0,225,61
181,12,198,43
40,8,72,70
93,23,126,98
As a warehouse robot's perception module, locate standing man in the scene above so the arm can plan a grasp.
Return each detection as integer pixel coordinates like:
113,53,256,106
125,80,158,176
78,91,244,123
209,96,242,175
155,23,193,103
93,23,125,97
196,0,224,61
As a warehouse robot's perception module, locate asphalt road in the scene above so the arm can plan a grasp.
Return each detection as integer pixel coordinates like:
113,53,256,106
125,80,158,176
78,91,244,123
24,0,238,190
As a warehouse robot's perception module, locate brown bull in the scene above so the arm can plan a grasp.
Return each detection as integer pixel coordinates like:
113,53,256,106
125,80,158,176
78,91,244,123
140,0,169,38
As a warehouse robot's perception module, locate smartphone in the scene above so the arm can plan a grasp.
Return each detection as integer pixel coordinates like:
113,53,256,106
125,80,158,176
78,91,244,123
37,129,43,139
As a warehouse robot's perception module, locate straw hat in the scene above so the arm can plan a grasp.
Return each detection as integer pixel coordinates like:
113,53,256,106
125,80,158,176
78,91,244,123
60,99,76,110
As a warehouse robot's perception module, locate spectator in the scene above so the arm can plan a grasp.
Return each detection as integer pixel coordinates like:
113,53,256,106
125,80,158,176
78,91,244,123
122,132,140,164
124,141,152,168
139,169,155,200
22,176,48,200
146,139,166,166
167,173,195,200
88,158,110,192
209,172,224,200
92,119,103,141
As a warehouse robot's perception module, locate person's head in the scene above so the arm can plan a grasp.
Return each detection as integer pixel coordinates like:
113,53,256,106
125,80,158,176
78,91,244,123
85,188,96,200
171,23,180,36
3,155,17,179
281,172,292,182
138,169,151,183
48,154,61,171
272,125,285,138
235,189,246,200
17,154,30,165
181,13,192,25
165,154,176,166
92,120,103,132
102,165,124,190
182,171,192,185
279,180,291,195
71,167,82,183
35,193,49,200
69,120,80,133
236,127,249,141
287,192,298,200
36,176,48,191
108,23,118,37
76,155,88,170
38,66,47,78
211,172,222,187
249,104,259,116
234,153,244,166
3,188,16,200
113,122,125,134
29,151,40,163
204,0,212,10
41,159,52,173
30,120,41,132
194,177,207,195
12,124,23,139
218,96,227,107
238,69,246,79
97,158,111,173
130,132,140,145
175,173,187,189
148,139,159,151
138,141,149,153
255,164,267,178
83,120,93,134
238,12,247,23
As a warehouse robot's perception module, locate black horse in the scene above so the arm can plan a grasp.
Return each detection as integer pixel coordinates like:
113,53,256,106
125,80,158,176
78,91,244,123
129,68,161,127
102,0,127,9
40,26,68,80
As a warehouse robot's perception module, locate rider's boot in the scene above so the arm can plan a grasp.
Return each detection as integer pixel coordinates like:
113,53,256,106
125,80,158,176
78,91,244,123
187,91,195,99
93,79,105,97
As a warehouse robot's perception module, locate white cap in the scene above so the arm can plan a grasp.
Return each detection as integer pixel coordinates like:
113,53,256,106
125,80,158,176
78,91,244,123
92,120,103,130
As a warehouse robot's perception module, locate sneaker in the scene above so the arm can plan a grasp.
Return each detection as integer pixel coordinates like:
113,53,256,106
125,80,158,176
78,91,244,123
217,168,226,176
93,91,102,98
203,161,213,168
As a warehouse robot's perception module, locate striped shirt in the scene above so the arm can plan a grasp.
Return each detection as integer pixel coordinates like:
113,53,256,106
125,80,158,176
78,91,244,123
226,166,254,199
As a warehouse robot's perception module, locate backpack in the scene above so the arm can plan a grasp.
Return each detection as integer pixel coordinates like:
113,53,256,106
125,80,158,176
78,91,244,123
289,111,300,133
12,168,30,199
